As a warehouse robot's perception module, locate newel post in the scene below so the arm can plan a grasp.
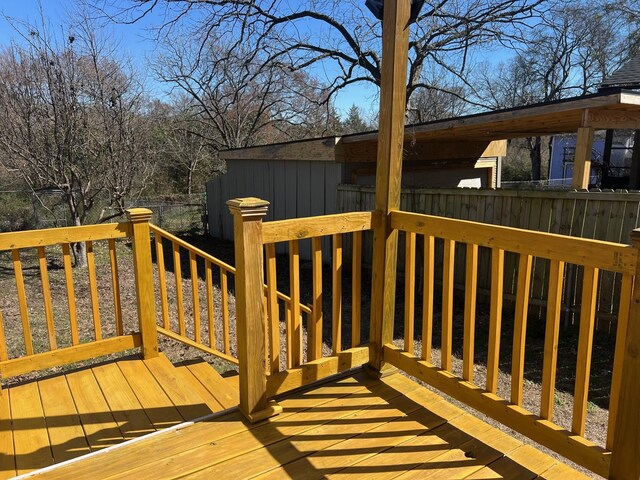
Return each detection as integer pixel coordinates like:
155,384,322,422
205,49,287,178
227,198,282,423
126,208,159,359
610,228,640,479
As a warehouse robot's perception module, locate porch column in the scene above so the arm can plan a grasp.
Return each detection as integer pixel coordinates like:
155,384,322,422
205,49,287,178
369,0,412,372
228,197,282,423
127,208,159,359
571,127,594,189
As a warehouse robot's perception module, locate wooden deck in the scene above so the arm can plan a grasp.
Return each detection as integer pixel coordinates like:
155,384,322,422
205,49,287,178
24,369,590,480
1,354,238,478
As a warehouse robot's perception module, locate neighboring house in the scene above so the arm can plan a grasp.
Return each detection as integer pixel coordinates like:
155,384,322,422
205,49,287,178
548,134,634,188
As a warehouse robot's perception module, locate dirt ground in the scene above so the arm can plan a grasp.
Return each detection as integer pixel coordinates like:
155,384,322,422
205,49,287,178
0,230,612,478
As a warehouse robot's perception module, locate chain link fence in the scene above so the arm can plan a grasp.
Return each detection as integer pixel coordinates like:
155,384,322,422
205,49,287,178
0,190,206,233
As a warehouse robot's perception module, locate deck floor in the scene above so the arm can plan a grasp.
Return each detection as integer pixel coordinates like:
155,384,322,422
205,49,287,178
1,354,238,478
26,369,591,479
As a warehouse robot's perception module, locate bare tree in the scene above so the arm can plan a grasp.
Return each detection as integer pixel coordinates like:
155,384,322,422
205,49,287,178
98,0,546,109
479,0,640,180
0,17,154,266
155,35,336,150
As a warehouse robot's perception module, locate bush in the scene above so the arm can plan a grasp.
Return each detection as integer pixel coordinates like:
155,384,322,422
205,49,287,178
0,193,37,232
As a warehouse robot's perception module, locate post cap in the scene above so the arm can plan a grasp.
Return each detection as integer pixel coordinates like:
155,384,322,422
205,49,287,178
227,197,270,217
126,208,153,223
226,197,270,209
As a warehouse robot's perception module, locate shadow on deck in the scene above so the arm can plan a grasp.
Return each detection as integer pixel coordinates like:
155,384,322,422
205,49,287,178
21,369,589,479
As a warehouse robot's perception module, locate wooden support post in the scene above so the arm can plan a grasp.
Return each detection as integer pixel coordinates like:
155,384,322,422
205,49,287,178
368,0,412,373
228,198,282,423
127,208,159,359
610,228,640,479
571,127,594,189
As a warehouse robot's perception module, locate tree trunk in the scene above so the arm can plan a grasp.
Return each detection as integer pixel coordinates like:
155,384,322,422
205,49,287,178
530,136,542,181
72,241,87,268
68,202,88,268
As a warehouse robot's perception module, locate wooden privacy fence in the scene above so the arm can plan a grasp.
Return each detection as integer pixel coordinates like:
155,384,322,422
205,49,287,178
339,185,640,330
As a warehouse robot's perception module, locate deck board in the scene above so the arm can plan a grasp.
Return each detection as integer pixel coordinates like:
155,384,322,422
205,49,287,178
0,388,16,479
117,359,184,429
92,362,156,440
38,375,90,463
65,367,124,451
10,382,52,475
143,355,215,419
182,361,239,408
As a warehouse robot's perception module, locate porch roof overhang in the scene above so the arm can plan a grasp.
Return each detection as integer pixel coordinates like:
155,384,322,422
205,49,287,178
220,89,640,165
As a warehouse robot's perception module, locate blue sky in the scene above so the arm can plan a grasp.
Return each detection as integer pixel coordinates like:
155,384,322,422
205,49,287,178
0,0,379,117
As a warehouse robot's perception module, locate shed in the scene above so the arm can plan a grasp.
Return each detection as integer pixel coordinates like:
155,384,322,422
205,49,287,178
206,136,505,241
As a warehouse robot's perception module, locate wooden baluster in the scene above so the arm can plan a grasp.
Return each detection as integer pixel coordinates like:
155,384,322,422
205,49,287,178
540,259,565,420
309,237,323,360
220,268,230,355
266,244,281,372
262,293,269,372
441,239,455,371
154,236,170,330
463,243,478,382
486,247,505,394
352,231,362,348
404,232,416,354
607,273,632,450
126,208,159,359
572,266,599,436
86,241,102,341
611,230,640,478
189,251,201,343
289,240,302,366
108,239,123,336
62,243,79,345
0,305,7,361
511,254,533,406
173,242,185,336
227,198,281,423
285,301,293,369
37,246,56,350
332,234,343,355
422,235,435,363
205,260,216,349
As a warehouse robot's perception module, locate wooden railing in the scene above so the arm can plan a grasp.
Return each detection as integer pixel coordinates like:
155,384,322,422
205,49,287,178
384,210,638,478
0,212,155,385
150,225,239,365
261,211,376,396
227,198,375,421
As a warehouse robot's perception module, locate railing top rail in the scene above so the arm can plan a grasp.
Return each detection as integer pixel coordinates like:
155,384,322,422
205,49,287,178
262,211,379,244
0,222,132,251
150,224,235,272
391,210,637,274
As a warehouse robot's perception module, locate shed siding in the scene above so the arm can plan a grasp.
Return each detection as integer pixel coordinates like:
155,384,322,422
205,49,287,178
206,159,344,260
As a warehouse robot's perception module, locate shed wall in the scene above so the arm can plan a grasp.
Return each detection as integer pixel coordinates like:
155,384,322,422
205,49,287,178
206,159,344,258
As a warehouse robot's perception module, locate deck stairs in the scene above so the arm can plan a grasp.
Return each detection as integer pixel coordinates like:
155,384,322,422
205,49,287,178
3,354,238,478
